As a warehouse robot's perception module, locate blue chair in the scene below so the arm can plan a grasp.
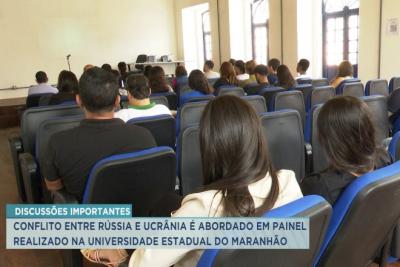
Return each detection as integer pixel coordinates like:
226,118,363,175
127,114,176,148
180,90,214,106
313,161,400,267
217,86,245,97
176,101,209,136
297,78,313,85
366,79,389,97
197,195,332,267
360,96,390,143
389,77,400,94
394,116,400,135
335,79,363,96
150,95,169,107
243,82,260,95
306,86,335,112
270,90,306,127
152,92,178,110
207,78,218,86
214,85,237,96
258,86,286,110
312,78,329,87
294,83,314,104
26,93,55,108
241,96,267,115
9,105,83,202
389,132,400,162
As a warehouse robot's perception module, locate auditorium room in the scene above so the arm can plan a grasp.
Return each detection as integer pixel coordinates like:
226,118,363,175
2,0,400,266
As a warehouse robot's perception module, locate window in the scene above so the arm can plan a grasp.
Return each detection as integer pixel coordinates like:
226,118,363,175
251,0,269,64
322,0,359,78
202,10,212,62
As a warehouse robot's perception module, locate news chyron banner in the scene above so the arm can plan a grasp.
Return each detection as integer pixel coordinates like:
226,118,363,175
7,204,309,249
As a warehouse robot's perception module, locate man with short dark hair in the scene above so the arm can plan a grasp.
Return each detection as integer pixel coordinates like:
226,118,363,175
253,64,270,92
115,75,171,122
203,60,220,79
118,61,128,88
43,67,156,201
296,58,311,80
28,71,58,95
267,58,281,85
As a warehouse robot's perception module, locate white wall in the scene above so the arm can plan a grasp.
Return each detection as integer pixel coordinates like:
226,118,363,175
0,0,177,99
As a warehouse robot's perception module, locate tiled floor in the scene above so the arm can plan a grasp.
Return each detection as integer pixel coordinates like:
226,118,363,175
0,128,96,267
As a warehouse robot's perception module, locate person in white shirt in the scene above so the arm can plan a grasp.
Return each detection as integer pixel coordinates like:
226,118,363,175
203,60,220,79
28,71,58,96
296,59,311,80
114,75,171,122
234,60,250,81
82,95,303,267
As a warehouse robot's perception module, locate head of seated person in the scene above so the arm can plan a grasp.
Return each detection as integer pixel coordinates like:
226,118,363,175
49,70,79,105
203,60,219,78
148,66,172,93
234,60,249,81
254,64,270,86
267,58,280,85
83,64,95,72
301,96,390,205
175,65,188,80
245,60,256,79
143,65,153,79
296,58,310,78
36,71,48,84
118,61,127,76
277,64,296,90
331,60,354,88
115,75,172,122
180,70,214,105
101,63,112,72
214,62,239,89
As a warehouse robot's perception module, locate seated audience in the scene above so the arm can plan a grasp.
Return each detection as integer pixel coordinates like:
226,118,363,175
234,60,249,81
241,60,257,87
213,61,239,90
253,64,270,91
101,63,112,72
330,60,354,89
388,89,400,131
172,65,188,89
229,58,236,66
43,67,156,201
180,70,214,106
203,60,220,79
115,75,171,122
296,59,311,80
48,70,78,105
82,95,302,266
301,96,391,205
143,65,152,79
267,58,280,85
277,64,297,90
117,61,128,88
148,66,173,93
28,71,58,96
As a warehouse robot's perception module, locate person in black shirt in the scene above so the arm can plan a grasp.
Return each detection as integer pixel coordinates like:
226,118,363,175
301,96,391,205
43,67,156,201
267,58,280,85
48,70,78,105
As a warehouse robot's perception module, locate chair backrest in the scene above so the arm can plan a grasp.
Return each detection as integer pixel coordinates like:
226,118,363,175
360,95,389,142
36,115,83,168
258,87,286,109
294,84,314,104
217,86,245,97
314,161,400,267
241,96,267,115
177,126,202,195
335,79,362,95
260,110,305,180
135,54,147,71
179,84,192,96
297,78,313,85
365,79,389,97
38,94,53,106
312,78,329,87
389,77,400,93
342,82,364,97
198,195,332,267
82,147,176,216
149,95,169,107
127,114,176,148
207,78,218,86
244,82,260,95
272,91,306,126
389,132,400,162
21,105,83,155
307,86,335,112
26,93,55,108
185,94,215,104
177,101,209,134
151,92,178,110
305,104,329,173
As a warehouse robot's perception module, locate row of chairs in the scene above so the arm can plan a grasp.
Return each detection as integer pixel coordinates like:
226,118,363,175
53,145,400,267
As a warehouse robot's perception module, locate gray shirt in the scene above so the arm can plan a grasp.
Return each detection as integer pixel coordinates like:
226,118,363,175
28,83,58,95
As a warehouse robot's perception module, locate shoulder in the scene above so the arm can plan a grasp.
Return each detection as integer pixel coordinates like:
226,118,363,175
154,104,172,114
172,190,221,217
275,170,303,205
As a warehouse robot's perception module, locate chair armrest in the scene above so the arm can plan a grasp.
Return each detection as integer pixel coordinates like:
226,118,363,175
19,152,40,203
305,142,313,175
8,135,27,202
52,189,79,204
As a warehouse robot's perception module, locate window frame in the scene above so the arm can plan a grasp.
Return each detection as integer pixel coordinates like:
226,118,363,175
322,1,359,78
250,0,269,64
201,10,212,62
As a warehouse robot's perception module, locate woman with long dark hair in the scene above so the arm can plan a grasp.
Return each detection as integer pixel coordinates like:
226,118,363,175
148,66,173,93
330,60,354,89
213,61,239,90
82,95,302,266
180,69,214,105
48,70,78,105
301,96,390,205
276,64,296,90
